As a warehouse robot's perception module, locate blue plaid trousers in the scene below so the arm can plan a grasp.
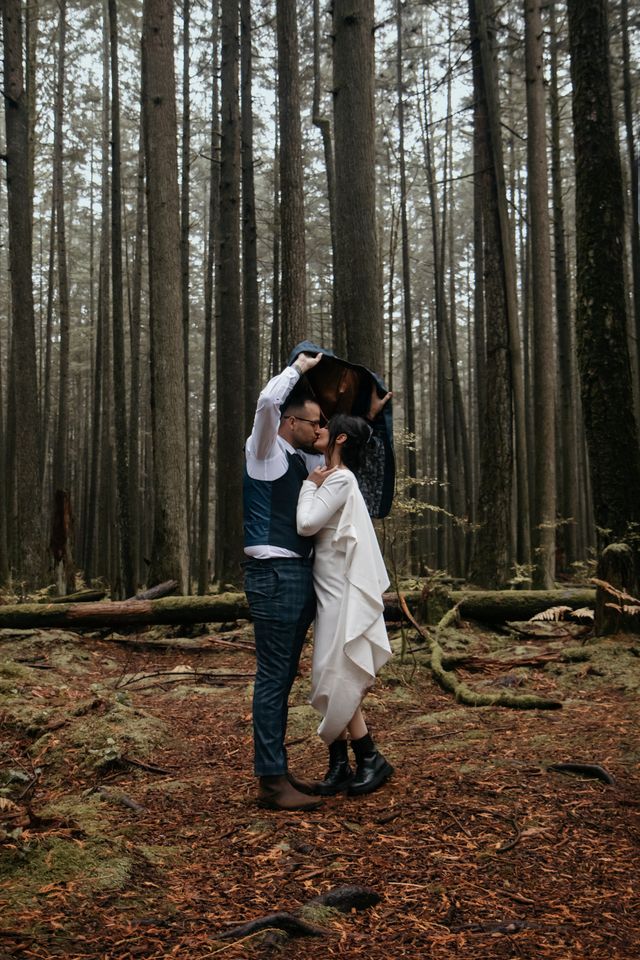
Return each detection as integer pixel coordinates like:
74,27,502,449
243,557,316,776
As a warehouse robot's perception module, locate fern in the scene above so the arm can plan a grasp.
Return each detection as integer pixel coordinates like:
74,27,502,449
570,607,595,621
604,602,640,617
591,577,640,606
530,605,572,622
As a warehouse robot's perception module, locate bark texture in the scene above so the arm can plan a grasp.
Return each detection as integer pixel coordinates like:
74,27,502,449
567,0,640,544
333,0,383,373
2,0,43,588
142,0,189,591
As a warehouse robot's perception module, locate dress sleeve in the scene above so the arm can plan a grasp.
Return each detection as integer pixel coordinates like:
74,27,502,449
297,473,350,537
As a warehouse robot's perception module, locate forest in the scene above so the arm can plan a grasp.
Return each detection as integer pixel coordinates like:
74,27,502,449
1,0,640,958
1,0,637,600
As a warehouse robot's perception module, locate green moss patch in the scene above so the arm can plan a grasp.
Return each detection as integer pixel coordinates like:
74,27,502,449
0,836,132,912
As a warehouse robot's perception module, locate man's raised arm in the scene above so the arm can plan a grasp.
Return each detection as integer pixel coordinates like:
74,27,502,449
248,353,322,462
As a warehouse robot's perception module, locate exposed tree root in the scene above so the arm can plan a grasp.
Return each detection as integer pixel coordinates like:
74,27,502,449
547,762,615,785
397,592,563,710
219,911,328,941
218,885,381,943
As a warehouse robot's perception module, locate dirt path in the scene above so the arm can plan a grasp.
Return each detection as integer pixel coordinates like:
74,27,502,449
1,620,639,958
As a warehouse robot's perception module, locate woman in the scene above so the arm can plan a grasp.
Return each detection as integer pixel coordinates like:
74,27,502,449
296,414,393,796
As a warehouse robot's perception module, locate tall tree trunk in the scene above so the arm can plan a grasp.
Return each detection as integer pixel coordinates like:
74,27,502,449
396,0,417,564
129,137,145,587
567,0,640,544
84,8,111,585
108,0,135,597
277,0,307,361
198,0,220,595
312,0,340,354
216,0,244,586
475,0,530,574
181,0,192,585
333,0,383,373
270,134,281,377
2,0,42,589
241,0,260,430
549,0,579,567
142,0,189,591
620,0,640,397
525,0,556,588
50,0,74,595
467,0,513,588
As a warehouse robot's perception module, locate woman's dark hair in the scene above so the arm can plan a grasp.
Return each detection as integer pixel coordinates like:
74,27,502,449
327,414,372,473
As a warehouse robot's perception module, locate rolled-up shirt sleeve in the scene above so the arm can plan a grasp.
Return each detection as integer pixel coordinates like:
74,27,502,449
297,473,350,537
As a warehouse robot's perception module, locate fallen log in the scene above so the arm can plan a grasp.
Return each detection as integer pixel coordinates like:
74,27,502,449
44,588,108,604
0,592,418,631
449,588,595,624
0,594,248,629
131,580,179,601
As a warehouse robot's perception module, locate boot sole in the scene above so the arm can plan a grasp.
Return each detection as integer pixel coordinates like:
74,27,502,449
257,796,323,811
347,762,394,796
316,776,354,796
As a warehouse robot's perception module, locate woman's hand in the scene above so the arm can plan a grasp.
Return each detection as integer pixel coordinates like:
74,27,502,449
307,465,337,487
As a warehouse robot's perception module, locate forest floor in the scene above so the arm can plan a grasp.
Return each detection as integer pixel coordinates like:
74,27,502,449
1,604,640,959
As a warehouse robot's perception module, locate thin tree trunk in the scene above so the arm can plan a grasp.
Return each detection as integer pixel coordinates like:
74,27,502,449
129,137,145,587
198,0,219,595
108,0,135,597
215,0,244,586
84,7,111,584
241,0,260,431
51,0,74,593
312,0,340,354
396,0,417,565
181,0,192,586
549,0,579,567
270,122,281,377
525,0,556,588
277,0,307,361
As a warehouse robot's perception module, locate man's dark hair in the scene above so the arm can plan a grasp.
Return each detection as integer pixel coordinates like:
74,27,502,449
281,381,317,417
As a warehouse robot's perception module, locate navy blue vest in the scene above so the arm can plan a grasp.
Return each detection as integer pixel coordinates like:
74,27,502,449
243,450,312,558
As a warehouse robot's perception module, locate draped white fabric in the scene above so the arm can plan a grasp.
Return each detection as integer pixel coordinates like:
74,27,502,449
297,469,392,743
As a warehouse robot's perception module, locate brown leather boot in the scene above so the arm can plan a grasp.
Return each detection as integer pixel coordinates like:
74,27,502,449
287,770,319,795
257,775,323,811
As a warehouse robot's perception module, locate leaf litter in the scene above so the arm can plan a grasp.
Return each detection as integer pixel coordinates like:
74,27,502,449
0,619,639,958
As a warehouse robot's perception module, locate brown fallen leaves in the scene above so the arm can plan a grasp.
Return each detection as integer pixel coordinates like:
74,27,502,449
1,622,640,959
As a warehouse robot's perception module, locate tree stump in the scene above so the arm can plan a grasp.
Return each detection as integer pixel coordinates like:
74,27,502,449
594,542,639,636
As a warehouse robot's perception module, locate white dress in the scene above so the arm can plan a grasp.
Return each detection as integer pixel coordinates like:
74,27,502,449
296,469,392,744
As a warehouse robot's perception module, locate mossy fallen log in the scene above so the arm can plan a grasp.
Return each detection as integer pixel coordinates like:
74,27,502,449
448,588,595,624
0,594,249,629
0,592,418,631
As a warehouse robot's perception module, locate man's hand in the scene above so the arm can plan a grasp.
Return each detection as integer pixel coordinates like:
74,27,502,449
292,352,323,376
367,382,392,421
307,465,337,487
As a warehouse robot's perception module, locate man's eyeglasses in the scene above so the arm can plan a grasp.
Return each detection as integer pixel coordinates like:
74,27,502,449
289,415,325,428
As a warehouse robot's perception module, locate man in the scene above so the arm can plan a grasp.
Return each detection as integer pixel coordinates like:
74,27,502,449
243,351,326,811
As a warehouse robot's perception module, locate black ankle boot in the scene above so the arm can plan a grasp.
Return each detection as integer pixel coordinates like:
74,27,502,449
348,733,393,796
314,739,354,796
